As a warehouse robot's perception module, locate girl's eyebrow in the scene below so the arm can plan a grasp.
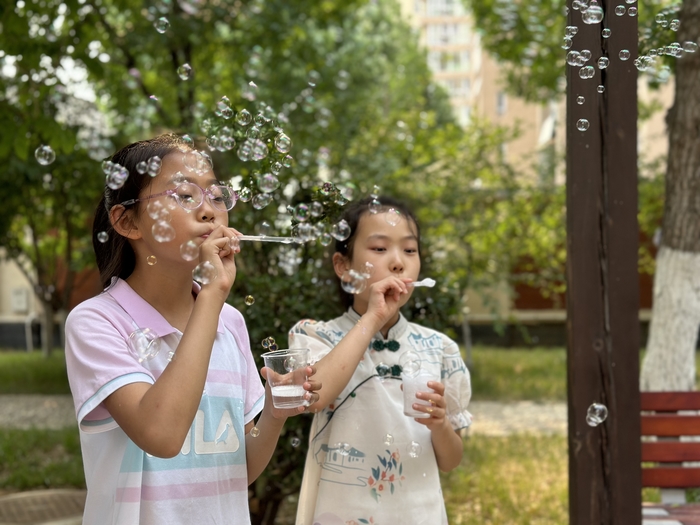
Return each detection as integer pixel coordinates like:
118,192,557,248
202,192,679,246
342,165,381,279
367,233,418,242
170,174,220,186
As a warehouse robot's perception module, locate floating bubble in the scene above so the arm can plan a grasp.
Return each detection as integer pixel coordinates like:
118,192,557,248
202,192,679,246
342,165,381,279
290,437,301,448
258,173,279,193
399,350,422,377
341,269,368,294
370,184,381,198
586,402,608,426
250,426,260,437
129,328,161,362
193,260,217,285
180,240,199,261
408,441,422,458
284,356,299,372
177,63,192,80
361,261,374,277
670,19,680,31
566,51,581,66
614,5,625,15
147,255,157,266
582,2,603,24
294,203,310,222
565,25,578,37
655,14,668,27
262,337,271,349
146,201,168,220
383,434,394,446
577,96,585,105
147,156,162,177
237,140,253,162
152,221,176,243
580,50,592,62
35,145,56,166
252,193,273,210
385,208,401,226
136,161,148,175
274,133,292,154
597,85,605,93
237,187,252,202
282,155,294,168
562,37,573,50
251,139,268,161
684,42,698,53
602,28,611,38
368,198,382,214
245,295,255,306
597,57,610,69
236,109,252,126
270,161,283,175
154,17,170,33
338,442,351,456
579,66,595,79
310,201,323,218
331,219,351,241
97,231,109,243
243,81,258,101
627,6,637,16
319,232,333,246
619,49,630,61
106,165,129,190
577,119,590,132
256,221,272,236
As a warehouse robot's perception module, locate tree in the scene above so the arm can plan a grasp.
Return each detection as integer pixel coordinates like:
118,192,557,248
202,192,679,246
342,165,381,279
465,0,699,390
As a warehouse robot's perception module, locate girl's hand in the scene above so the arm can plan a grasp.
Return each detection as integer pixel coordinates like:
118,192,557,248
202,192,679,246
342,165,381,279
413,380,450,431
364,276,411,326
260,365,322,419
197,225,241,295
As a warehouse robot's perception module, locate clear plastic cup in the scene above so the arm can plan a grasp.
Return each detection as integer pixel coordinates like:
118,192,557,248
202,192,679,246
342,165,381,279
261,348,310,409
403,370,437,419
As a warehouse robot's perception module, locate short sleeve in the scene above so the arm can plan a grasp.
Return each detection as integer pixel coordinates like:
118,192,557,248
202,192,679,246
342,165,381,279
441,338,473,430
65,301,155,431
288,319,335,365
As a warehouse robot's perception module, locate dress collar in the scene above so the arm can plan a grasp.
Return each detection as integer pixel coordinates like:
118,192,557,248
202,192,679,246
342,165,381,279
343,307,408,341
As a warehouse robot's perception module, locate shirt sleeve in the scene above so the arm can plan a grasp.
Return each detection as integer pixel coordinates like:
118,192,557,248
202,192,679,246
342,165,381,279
64,301,155,432
288,319,335,365
441,337,473,430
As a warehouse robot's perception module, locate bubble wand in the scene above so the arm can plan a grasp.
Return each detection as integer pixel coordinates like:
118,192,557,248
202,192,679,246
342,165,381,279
234,235,302,244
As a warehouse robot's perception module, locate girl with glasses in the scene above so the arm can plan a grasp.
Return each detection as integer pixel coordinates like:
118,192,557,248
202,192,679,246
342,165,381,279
64,133,320,525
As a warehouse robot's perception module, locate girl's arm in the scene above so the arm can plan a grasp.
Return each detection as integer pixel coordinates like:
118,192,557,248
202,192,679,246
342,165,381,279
305,276,410,411
103,229,238,458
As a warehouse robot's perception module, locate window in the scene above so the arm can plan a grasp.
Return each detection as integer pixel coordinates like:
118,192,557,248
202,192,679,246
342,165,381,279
496,91,507,116
426,24,468,45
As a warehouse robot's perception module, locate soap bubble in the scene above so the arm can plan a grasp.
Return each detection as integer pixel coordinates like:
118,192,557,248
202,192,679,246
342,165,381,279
106,164,129,190
580,50,592,62
180,240,199,261
383,434,394,446
129,328,161,362
408,441,422,458
341,269,368,294
565,25,578,37
310,201,323,217
331,219,351,241
147,255,157,266
294,203,310,222
627,6,637,16
147,200,169,221
399,350,422,377
154,17,170,33
284,355,299,372
684,42,698,53
578,66,595,79
562,37,573,50
252,193,273,210
597,85,605,93
582,3,603,24
586,403,608,426
670,19,680,31
237,187,252,202
370,184,381,198
256,221,271,236
566,51,582,66
577,119,590,131
619,49,630,61
193,261,217,285
274,133,292,154
236,109,252,126
152,221,176,243
361,261,374,277
243,81,258,101
177,63,192,80
319,232,333,246
338,442,351,456
251,139,268,161
577,96,585,105
136,161,148,175
290,437,301,448
97,231,109,243
250,426,260,437
369,198,382,214
258,173,279,193
655,14,668,27
237,140,253,162
385,208,402,226
245,295,255,306
597,57,609,69
602,28,611,38
614,5,625,15
35,145,56,166
282,155,294,168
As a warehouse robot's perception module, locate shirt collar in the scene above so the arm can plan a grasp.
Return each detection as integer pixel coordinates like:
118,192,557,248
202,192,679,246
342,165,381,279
343,306,408,340
107,278,225,336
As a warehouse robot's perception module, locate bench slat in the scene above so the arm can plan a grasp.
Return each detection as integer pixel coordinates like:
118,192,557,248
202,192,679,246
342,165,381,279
642,467,700,488
641,392,700,411
641,415,700,436
642,442,700,462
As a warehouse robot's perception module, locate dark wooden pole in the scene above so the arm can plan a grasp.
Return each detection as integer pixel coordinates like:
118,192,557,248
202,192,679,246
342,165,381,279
566,0,640,523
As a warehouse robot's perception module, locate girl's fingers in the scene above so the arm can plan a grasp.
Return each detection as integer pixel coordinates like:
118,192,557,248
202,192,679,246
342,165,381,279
303,380,322,392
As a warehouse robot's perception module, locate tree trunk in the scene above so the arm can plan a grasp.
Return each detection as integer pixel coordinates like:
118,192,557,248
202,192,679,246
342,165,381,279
640,0,700,391
40,300,54,358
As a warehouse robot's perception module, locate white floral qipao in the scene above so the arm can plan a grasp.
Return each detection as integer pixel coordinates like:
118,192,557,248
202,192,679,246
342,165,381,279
289,308,472,525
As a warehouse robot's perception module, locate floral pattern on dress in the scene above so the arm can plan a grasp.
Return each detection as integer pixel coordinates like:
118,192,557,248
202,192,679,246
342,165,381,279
367,449,405,502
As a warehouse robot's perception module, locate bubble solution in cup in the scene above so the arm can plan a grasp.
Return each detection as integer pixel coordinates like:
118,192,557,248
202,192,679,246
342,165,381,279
262,348,310,409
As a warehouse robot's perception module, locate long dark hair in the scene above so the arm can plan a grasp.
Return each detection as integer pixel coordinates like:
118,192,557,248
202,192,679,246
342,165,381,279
334,196,421,309
93,133,191,289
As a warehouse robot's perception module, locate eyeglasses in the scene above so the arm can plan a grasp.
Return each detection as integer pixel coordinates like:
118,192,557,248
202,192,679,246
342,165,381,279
120,182,237,211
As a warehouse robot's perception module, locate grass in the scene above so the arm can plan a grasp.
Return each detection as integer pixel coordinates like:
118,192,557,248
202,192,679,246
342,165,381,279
0,427,84,491
0,350,70,395
442,434,568,525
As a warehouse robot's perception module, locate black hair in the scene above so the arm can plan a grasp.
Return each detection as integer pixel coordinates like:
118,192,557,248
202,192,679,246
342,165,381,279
334,195,421,309
93,133,192,289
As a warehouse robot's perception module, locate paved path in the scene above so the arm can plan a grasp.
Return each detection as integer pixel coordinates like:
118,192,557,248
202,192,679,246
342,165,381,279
0,395,567,524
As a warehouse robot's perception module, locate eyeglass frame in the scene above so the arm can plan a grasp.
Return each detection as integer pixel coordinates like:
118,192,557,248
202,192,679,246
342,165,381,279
118,181,237,211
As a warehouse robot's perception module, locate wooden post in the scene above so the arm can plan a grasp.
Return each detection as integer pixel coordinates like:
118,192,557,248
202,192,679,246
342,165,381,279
566,0,640,523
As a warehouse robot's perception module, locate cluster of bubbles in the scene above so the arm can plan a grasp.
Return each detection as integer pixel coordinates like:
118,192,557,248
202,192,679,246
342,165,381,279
103,160,129,190
35,145,56,166
128,327,161,362
340,261,375,295
261,336,279,351
136,156,162,177
586,402,608,427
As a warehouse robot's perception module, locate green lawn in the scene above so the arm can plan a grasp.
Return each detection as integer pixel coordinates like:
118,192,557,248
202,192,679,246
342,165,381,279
0,350,71,395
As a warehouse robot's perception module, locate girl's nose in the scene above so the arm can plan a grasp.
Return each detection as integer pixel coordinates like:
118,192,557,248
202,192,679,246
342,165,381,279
198,197,217,221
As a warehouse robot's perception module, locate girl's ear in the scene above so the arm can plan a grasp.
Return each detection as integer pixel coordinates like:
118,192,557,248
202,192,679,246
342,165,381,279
332,252,350,279
110,205,142,240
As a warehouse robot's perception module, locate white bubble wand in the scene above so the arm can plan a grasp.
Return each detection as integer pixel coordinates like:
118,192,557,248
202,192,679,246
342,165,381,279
234,235,302,244
409,278,436,288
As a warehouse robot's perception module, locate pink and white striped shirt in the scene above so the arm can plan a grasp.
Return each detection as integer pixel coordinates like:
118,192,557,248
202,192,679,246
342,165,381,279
65,278,264,525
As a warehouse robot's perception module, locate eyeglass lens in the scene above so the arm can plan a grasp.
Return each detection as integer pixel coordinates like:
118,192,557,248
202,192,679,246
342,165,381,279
174,182,235,211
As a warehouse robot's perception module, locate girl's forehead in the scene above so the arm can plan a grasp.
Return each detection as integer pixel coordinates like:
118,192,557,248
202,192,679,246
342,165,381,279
356,211,418,239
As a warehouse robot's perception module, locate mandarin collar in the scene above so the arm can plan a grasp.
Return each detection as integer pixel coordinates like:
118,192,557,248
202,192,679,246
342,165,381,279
343,307,408,341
